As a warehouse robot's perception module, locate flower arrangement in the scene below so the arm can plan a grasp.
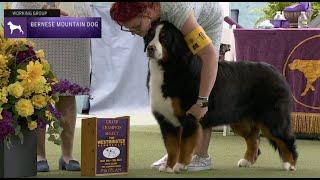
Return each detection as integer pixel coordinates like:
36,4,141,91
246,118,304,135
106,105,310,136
0,26,90,148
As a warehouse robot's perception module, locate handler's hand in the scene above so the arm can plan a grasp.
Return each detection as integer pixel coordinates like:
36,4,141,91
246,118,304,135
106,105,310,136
186,104,208,121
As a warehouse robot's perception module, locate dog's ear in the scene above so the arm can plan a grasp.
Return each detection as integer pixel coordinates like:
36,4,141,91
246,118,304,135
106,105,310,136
143,19,161,52
163,22,190,58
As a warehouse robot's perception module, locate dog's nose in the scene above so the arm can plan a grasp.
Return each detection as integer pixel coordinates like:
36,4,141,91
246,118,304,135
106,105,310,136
147,45,155,53
147,45,156,57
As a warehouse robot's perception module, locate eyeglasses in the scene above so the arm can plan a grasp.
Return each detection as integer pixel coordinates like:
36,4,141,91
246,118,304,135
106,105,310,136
120,16,143,34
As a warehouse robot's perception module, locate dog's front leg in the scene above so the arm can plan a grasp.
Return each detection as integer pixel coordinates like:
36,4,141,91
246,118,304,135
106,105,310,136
174,115,203,173
159,126,182,173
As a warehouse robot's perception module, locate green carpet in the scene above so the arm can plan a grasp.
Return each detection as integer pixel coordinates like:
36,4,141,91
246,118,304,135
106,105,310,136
33,125,320,178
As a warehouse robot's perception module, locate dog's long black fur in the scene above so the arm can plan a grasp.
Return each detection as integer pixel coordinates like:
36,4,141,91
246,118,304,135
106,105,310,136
144,21,298,165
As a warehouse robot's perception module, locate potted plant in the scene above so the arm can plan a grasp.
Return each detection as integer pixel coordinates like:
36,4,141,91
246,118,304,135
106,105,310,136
0,27,90,178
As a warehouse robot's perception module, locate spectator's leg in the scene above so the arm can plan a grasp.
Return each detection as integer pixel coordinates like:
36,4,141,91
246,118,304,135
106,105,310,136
37,128,47,161
56,96,77,163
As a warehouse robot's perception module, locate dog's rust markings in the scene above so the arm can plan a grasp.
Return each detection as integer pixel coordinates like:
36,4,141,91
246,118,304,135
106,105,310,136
165,128,182,168
231,120,260,163
171,98,184,117
260,126,296,166
244,132,260,163
161,47,168,62
289,59,320,96
178,126,202,165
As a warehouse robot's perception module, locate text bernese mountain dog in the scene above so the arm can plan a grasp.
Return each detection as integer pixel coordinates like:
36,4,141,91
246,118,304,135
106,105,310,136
143,21,298,173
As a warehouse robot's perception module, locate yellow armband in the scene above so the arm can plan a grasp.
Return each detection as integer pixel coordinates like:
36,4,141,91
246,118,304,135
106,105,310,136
184,26,212,55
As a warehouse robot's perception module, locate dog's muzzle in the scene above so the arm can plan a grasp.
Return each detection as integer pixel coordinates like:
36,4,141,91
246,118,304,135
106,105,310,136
146,45,156,58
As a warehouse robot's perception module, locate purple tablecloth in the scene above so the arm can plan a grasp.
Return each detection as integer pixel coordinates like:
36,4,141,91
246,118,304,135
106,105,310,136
234,28,320,135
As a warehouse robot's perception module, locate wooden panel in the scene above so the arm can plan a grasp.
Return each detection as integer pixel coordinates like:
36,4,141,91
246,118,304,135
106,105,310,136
81,118,97,176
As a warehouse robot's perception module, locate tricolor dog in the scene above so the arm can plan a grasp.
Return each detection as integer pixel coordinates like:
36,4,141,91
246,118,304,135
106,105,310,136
144,21,298,173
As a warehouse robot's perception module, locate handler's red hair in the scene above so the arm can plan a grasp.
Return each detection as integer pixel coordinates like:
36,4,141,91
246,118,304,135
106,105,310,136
110,2,152,24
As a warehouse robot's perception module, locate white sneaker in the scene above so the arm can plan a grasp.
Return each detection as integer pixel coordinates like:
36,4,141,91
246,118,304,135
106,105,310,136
151,154,213,171
151,154,168,169
188,154,214,171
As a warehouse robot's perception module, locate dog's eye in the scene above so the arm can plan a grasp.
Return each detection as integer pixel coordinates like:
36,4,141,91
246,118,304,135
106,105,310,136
159,32,167,43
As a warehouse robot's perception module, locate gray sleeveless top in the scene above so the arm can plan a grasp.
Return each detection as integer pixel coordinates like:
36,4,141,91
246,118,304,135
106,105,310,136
160,2,223,54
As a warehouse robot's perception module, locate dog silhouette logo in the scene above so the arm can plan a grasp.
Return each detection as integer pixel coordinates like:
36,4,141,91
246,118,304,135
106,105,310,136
7,21,24,35
289,59,320,96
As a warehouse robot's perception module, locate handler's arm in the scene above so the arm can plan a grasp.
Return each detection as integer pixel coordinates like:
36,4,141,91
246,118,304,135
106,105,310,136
180,11,218,100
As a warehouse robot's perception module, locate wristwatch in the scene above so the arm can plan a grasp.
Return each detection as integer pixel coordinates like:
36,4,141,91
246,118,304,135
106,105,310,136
196,96,209,108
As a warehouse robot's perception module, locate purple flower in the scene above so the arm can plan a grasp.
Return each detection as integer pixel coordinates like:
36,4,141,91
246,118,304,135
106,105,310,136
36,116,47,129
48,104,62,120
51,79,90,95
0,110,15,141
51,79,70,94
15,46,36,64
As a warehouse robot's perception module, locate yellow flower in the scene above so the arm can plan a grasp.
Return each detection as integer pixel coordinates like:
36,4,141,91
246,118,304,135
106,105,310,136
32,94,47,109
15,99,34,117
34,82,51,94
0,71,10,89
16,38,27,45
17,61,47,96
0,54,8,68
45,110,53,122
20,80,49,97
0,28,3,37
40,59,50,75
1,39,15,53
0,87,8,105
7,82,24,98
17,61,45,83
19,81,33,97
28,121,37,130
36,49,45,59
0,55,10,87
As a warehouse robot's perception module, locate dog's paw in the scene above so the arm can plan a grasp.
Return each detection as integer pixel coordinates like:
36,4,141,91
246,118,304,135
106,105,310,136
237,159,252,168
283,162,296,171
159,164,174,173
173,163,188,173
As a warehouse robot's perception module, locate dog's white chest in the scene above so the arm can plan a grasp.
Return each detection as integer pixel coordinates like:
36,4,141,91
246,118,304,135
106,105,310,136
149,60,181,127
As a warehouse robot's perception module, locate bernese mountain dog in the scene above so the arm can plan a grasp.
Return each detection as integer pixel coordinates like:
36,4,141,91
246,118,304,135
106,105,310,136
143,21,298,173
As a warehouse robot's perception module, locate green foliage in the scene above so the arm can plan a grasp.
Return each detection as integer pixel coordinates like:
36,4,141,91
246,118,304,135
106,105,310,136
311,2,320,20
262,2,296,20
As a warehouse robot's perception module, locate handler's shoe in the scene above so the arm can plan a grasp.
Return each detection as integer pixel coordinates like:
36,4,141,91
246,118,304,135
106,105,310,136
151,154,213,171
188,154,214,171
58,156,81,171
37,160,50,172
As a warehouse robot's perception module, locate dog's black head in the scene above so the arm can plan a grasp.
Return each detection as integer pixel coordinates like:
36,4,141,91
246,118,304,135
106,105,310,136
143,21,192,62
144,21,202,93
